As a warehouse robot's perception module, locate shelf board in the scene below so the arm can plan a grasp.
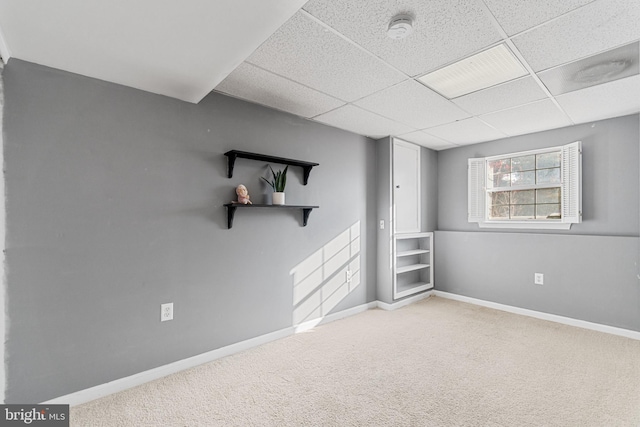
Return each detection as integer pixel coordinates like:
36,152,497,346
224,150,319,185
396,263,430,274
395,232,433,240
223,203,319,229
396,249,430,257
395,282,433,299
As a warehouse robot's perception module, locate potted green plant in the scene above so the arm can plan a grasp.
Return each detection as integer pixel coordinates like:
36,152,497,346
262,164,288,205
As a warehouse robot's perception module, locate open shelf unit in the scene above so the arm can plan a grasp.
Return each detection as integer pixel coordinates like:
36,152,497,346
393,232,433,300
223,150,319,229
223,203,319,229
224,150,319,185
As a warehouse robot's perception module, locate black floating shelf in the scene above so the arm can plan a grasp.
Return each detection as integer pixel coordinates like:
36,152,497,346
223,203,319,229
224,150,319,185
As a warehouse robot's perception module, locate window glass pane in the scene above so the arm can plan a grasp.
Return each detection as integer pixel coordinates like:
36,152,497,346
511,190,534,204
511,171,535,186
491,173,511,187
536,204,561,219
536,188,561,204
536,167,560,184
490,206,510,219
510,204,535,219
490,191,510,206
511,155,535,172
536,152,561,169
488,159,511,174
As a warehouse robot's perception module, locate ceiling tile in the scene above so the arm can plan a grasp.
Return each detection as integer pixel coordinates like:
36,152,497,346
245,12,406,102
302,0,501,76
480,99,573,136
423,118,507,145
483,0,596,36
537,41,639,95
556,74,640,124
453,76,548,115
313,105,415,139
513,0,640,72
398,130,459,151
215,62,344,118
354,80,470,129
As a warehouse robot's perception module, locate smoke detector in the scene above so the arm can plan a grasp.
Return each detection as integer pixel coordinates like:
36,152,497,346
387,15,414,40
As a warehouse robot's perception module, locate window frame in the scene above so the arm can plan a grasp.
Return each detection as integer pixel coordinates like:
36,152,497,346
468,141,582,230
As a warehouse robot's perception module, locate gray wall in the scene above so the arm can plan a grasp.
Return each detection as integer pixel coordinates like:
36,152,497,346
3,60,378,403
435,114,640,331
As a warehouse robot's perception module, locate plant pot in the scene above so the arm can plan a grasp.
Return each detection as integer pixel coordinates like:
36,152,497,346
272,192,285,205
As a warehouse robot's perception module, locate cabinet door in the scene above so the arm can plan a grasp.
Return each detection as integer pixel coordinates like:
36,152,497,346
393,139,421,233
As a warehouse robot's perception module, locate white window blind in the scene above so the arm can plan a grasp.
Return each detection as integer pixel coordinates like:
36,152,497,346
468,141,582,230
468,158,486,223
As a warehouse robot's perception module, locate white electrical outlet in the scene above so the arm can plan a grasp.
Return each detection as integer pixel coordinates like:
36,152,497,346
534,273,544,285
379,220,385,230
161,303,174,321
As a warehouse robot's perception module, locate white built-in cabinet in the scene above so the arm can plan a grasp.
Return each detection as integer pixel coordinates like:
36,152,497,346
391,139,433,299
393,139,421,234
394,232,433,299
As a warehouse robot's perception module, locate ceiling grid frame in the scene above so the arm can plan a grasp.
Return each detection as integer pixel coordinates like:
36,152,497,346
1,0,637,150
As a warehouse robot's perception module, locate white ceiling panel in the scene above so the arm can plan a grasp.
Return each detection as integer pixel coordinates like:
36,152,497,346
398,130,459,151
302,0,501,76
424,118,507,145
537,41,639,96
215,62,344,118
354,80,470,129
0,0,307,103
483,0,596,36
556,75,640,124
513,0,640,72
314,105,415,139
480,99,573,136
245,12,407,102
453,77,548,116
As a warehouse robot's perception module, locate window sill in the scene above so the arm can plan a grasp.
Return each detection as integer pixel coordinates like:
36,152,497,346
477,221,573,230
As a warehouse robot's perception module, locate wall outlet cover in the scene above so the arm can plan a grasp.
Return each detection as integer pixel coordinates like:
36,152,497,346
534,273,544,285
161,303,174,321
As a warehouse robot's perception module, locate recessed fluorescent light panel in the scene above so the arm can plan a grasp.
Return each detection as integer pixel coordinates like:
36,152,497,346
537,41,639,95
418,44,528,99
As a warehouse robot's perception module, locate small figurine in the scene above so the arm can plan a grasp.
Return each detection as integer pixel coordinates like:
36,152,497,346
234,184,252,204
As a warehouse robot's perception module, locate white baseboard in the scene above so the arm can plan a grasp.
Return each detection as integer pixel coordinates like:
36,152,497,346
42,326,295,407
43,301,379,407
377,290,433,311
294,301,378,333
434,291,640,341
45,291,638,407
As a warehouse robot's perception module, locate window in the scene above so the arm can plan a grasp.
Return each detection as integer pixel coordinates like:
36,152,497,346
468,141,581,230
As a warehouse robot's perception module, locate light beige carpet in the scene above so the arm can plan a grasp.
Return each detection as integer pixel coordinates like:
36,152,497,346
71,297,640,426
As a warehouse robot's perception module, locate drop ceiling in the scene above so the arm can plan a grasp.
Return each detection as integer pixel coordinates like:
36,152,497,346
0,0,638,150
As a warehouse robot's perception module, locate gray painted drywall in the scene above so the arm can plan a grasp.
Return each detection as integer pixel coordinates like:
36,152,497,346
435,114,640,331
435,231,640,331
0,58,6,405
376,137,393,304
421,146,438,233
3,59,377,403
438,114,640,236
